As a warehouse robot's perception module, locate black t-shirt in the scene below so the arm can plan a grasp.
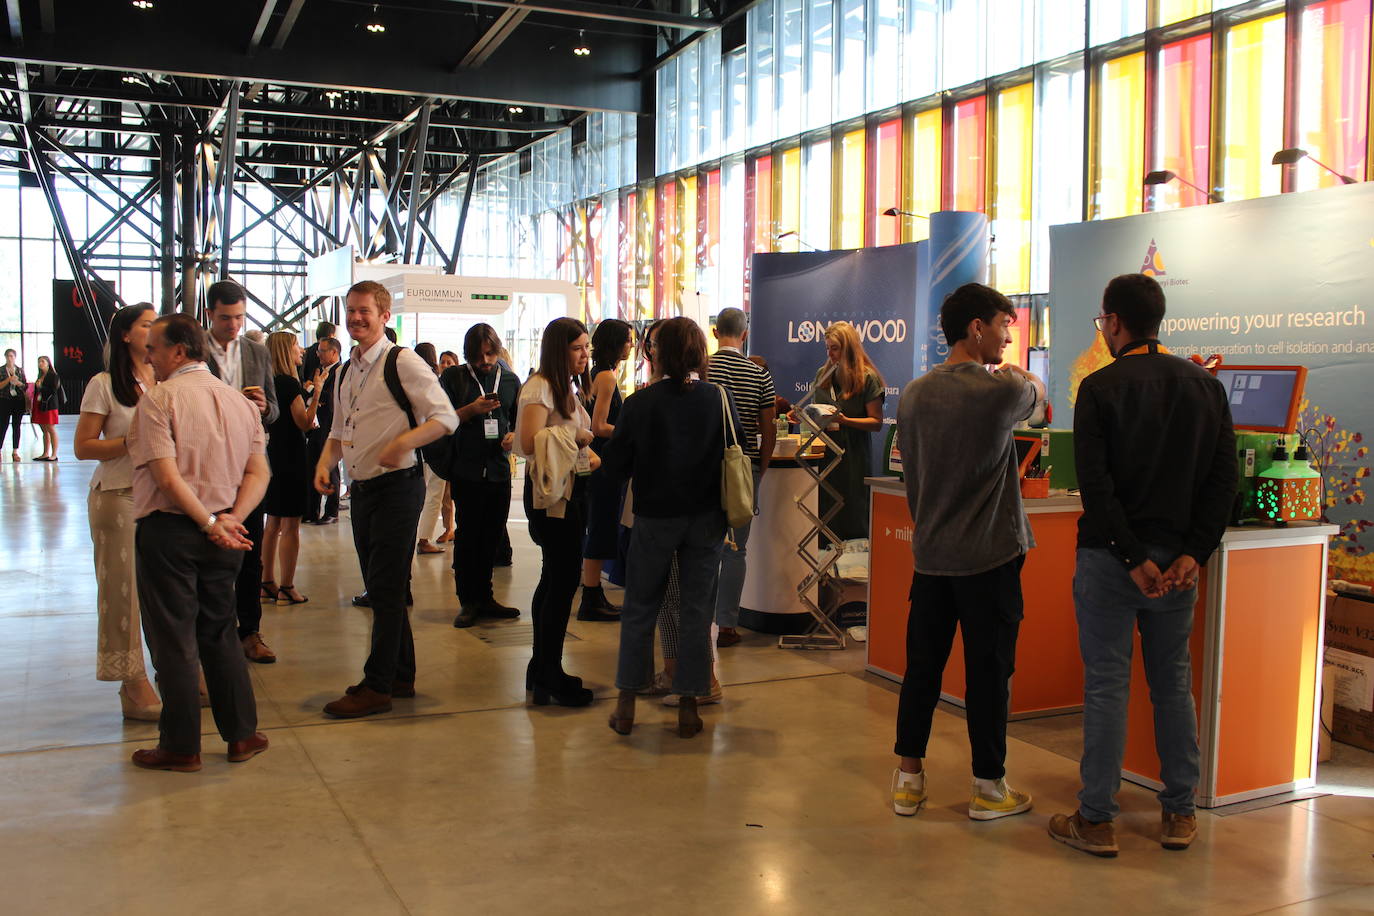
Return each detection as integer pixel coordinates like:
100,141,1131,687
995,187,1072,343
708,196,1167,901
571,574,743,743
267,374,307,461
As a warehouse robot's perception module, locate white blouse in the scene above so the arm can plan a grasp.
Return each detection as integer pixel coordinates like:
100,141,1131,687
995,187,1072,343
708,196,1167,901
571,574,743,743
79,372,140,491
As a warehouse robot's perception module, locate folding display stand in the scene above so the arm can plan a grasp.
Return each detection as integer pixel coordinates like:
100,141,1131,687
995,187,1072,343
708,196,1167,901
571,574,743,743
779,399,849,651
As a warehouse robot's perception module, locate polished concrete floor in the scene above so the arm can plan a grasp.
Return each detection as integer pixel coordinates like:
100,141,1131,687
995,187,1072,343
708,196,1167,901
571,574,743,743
3,419,1373,915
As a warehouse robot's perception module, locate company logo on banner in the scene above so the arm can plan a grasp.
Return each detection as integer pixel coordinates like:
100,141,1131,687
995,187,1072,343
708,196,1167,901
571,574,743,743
1049,182,1374,580
786,318,908,345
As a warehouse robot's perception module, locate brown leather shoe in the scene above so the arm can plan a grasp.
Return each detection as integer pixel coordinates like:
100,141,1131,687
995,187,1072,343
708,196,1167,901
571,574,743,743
716,627,742,648
132,746,202,772
1048,811,1118,857
242,632,277,664
347,680,414,699
227,732,270,763
323,686,393,718
1161,810,1198,849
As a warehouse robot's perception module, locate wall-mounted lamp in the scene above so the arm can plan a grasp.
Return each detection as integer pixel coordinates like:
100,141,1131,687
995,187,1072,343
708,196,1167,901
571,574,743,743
882,207,931,219
1143,170,1224,203
776,230,820,251
1272,148,1357,185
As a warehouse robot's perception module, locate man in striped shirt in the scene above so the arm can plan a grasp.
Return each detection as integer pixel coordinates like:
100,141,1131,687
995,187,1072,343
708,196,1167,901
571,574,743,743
708,307,777,648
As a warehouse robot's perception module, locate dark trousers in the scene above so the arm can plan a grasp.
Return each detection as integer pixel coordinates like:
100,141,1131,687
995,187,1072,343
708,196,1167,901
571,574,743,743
894,556,1025,779
351,468,425,693
452,476,511,606
233,501,266,639
304,428,339,522
3,400,23,449
523,476,586,686
135,512,258,755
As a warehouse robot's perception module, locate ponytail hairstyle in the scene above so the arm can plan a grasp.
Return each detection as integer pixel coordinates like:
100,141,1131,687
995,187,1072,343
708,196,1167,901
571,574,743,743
590,318,633,379
823,321,884,400
534,317,589,420
107,302,156,408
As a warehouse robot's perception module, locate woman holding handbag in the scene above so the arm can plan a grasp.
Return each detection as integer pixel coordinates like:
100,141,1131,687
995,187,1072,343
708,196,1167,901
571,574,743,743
601,317,745,738
31,355,62,461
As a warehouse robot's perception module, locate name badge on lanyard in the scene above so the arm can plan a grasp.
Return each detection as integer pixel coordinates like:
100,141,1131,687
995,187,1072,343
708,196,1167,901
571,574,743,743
470,364,502,440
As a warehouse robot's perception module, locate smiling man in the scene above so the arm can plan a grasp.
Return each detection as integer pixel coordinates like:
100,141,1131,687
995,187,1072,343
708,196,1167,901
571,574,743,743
890,282,1045,822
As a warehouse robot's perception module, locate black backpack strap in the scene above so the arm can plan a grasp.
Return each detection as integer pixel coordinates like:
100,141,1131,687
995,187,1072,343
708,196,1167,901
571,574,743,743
383,347,418,430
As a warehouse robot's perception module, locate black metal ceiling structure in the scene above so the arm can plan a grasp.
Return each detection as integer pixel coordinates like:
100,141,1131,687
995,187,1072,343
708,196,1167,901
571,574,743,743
0,0,734,339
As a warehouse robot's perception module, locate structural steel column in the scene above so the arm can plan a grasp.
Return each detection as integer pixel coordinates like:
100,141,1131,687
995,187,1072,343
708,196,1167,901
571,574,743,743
159,129,176,314
180,128,198,313
219,85,240,279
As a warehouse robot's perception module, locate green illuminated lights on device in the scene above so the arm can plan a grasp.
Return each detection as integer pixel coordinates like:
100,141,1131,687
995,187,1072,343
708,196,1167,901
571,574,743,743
470,293,510,301
1256,439,1322,525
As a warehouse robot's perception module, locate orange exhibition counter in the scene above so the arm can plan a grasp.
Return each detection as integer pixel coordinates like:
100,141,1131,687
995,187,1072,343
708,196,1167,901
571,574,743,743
865,477,1336,808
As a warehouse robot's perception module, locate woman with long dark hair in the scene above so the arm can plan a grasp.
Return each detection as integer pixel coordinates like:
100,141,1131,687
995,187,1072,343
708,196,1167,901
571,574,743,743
603,317,743,738
2,348,25,461
261,331,322,606
515,317,597,707
74,303,161,719
577,318,634,622
31,355,60,461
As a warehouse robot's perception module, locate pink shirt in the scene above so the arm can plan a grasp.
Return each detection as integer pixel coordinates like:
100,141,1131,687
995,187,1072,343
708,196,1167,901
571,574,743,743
128,362,266,520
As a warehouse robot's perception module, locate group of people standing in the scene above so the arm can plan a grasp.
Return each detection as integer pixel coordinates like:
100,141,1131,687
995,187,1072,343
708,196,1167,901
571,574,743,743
3,347,63,462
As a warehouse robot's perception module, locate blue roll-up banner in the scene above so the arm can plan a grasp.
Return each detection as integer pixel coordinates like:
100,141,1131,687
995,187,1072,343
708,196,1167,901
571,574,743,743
1048,181,1374,579
748,245,921,473
922,211,990,371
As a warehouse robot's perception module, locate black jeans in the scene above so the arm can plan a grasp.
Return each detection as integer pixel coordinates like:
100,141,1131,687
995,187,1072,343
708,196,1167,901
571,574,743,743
894,555,1025,779
351,467,425,693
523,476,586,686
3,400,23,449
136,512,258,755
233,500,266,640
304,428,339,522
452,476,512,606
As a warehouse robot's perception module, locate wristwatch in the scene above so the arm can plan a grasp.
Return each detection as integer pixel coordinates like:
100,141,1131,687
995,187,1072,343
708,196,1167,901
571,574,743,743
201,513,218,534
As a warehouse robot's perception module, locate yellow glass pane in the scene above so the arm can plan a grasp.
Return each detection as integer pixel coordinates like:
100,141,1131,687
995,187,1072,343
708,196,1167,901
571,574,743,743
1159,0,1210,27
1095,52,1145,219
909,107,941,242
777,146,803,252
995,82,1033,294
1222,13,1286,201
838,128,865,249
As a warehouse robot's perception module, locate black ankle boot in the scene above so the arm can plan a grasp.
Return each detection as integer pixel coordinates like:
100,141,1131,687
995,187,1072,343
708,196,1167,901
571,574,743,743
577,585,620,621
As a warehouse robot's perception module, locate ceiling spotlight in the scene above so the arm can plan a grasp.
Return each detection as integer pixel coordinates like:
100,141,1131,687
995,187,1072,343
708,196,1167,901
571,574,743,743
573,30,590,56
122,74,147,86
131,0,154,9
508,106,524,114
325,90,342,100
365,4,385,32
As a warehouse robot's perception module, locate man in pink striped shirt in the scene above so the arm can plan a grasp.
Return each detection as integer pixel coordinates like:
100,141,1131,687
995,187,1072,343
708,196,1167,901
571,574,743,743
126,313,272,773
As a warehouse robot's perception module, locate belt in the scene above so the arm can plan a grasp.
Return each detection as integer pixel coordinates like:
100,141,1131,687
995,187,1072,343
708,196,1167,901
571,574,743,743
351,464,423,492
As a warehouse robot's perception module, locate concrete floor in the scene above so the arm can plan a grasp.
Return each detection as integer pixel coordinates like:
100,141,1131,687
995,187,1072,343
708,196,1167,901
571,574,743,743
3,418,1373,915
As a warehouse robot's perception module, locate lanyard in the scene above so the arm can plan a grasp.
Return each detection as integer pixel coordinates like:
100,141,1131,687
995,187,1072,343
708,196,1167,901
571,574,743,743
1116,339,1163,357
467,363,501,397
346,348,385,419
172,362,208,378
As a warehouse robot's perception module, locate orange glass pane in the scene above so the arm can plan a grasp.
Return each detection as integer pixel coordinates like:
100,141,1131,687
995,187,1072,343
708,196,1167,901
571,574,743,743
1154,34,1213,210
950,96,987,213
873,118,902,246
1297,0,1370,189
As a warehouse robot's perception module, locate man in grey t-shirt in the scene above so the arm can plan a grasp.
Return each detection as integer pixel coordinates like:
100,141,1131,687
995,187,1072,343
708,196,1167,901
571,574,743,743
890,283,1044,823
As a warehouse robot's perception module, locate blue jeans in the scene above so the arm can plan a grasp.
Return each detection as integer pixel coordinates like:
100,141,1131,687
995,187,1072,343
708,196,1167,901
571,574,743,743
714,465,763,629
1075,546,1200,822
617,509,726,697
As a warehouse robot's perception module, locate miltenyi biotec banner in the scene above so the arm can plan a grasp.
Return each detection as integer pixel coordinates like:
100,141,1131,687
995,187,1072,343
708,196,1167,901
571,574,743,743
1048,181,1374,579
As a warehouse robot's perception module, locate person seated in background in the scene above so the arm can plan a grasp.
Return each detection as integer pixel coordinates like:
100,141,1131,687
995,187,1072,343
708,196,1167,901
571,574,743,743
747,354,791,417
891,282,1044,822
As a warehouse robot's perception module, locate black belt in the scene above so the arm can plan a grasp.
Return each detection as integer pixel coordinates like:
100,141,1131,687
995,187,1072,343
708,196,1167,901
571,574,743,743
351,465,423,492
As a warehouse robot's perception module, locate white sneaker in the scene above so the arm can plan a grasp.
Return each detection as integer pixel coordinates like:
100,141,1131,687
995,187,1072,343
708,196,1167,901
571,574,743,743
892,768,927,816
968,777,1033,821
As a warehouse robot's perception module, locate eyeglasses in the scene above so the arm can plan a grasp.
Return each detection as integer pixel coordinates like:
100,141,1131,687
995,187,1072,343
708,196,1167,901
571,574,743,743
1092,314,1112,331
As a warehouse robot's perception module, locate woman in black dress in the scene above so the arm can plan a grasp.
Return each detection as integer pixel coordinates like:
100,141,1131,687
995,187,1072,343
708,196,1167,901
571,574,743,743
262,331,324,606
578,318,634,621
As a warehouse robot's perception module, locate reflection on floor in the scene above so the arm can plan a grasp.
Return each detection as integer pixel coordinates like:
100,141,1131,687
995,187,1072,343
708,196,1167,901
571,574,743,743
3,419,1372,914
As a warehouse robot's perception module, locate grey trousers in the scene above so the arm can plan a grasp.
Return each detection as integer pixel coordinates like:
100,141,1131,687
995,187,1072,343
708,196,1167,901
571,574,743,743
136,512,258,755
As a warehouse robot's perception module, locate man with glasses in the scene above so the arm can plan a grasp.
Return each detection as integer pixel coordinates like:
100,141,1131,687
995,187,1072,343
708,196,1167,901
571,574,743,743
1049,273,1235,858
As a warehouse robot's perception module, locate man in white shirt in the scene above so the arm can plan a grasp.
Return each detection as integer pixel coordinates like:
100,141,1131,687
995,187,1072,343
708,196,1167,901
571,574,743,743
314,280,458,718
204,279,280,665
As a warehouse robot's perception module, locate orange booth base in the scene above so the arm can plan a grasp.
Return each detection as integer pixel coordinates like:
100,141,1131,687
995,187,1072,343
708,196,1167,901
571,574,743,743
865,477,1335,809
866,480,1085,719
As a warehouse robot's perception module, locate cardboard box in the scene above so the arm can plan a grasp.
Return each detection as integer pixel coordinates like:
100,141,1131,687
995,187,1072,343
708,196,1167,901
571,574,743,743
1324,593,1374,752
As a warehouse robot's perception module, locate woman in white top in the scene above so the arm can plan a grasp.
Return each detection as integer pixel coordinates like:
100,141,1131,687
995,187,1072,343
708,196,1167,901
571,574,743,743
515,317,599,707
73,303,162,721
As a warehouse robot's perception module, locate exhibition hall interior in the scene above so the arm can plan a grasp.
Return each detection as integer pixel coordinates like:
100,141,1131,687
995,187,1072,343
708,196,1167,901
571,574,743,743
2,0,1373,912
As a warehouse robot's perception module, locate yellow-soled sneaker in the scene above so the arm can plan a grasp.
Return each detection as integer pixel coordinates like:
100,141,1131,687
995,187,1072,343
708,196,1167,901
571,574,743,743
968,777,1033,821
892,768,927,816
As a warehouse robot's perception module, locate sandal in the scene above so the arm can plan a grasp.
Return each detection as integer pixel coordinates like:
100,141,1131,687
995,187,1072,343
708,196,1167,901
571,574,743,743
277,586,308,606
260,581,279,602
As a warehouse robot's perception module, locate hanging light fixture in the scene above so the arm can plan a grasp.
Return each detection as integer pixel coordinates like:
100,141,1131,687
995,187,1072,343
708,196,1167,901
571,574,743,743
131,0,154,9
508,106,524,115
573,30,590,56
365,4,385,33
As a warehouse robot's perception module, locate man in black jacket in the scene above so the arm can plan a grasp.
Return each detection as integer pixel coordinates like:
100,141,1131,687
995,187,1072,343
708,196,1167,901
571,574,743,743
304,337,342,524
1049,273,1236,859
441,323,521,628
